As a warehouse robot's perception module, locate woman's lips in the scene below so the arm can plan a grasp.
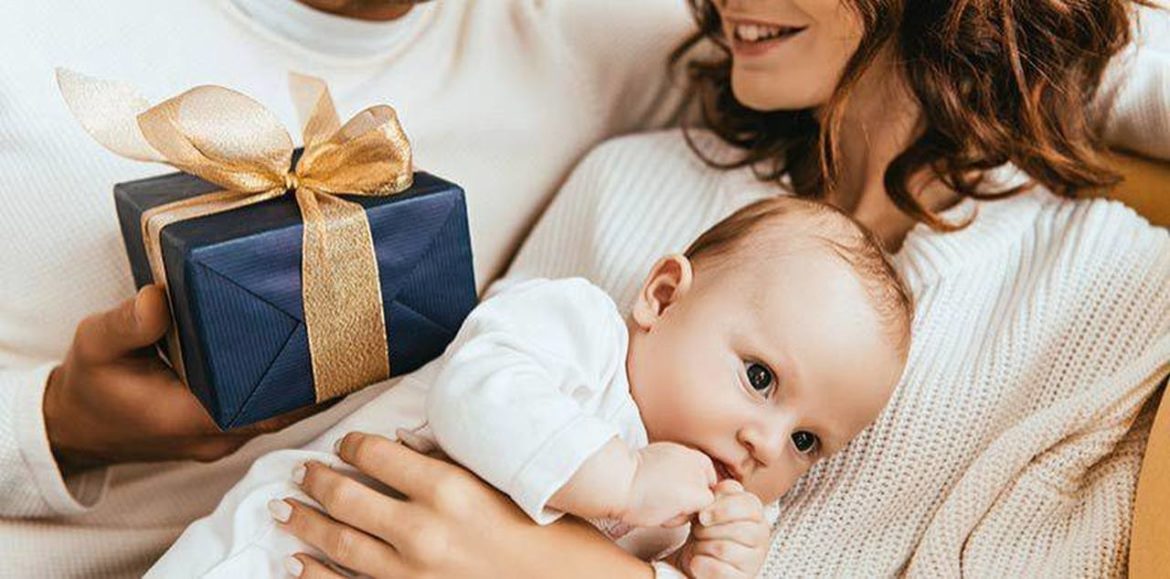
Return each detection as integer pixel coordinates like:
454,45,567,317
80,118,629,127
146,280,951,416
726,22,808,59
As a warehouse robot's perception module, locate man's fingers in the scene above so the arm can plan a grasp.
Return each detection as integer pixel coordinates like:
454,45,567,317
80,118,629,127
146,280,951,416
276,498,408,578
134,374,223,437
298,460,415,546
691,519,772,548
233,399,341,436
337,432,453,501
76,285,170,363
183,436,248,463
286,554,345,579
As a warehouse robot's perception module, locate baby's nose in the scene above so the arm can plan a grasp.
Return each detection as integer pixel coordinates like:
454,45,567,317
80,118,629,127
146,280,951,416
741,424,787,466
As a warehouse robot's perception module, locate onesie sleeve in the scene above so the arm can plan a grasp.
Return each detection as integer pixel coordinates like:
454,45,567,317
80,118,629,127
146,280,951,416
426,278,630,524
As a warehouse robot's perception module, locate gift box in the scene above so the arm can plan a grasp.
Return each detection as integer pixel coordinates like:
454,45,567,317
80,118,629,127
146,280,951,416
114,166,476,429
57,69,477,429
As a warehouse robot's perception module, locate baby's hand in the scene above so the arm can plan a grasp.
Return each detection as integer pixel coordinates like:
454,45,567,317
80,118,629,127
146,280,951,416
620,442,716,527
674,480,770,579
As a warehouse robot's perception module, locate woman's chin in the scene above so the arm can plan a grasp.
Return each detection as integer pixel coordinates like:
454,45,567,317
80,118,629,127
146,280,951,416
731,75,829,113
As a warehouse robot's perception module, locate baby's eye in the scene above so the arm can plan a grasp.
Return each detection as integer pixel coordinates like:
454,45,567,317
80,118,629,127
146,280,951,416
743,361,775,394
791,431,819,455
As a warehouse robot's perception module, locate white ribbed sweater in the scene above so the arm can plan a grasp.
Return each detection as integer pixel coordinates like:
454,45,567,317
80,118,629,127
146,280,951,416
498,129,1170,577
1,2,1167,577
0,0,692,576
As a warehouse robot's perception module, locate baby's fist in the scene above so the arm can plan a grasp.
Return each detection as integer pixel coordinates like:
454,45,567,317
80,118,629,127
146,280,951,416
675,480,770,579
620,442,716,527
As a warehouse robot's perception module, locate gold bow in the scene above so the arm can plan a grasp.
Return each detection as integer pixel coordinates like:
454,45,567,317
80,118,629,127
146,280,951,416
57,69,413,403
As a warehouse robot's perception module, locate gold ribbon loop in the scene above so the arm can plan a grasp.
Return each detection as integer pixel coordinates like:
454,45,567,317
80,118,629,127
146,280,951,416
57,69,413,404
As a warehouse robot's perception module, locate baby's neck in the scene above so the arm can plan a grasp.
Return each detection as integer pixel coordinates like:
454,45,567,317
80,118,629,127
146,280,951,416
623,314,649,423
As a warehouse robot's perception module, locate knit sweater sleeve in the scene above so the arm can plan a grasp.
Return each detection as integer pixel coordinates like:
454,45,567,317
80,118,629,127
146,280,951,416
0,363,108,517
1094,7,1170,160
905,200,1170,576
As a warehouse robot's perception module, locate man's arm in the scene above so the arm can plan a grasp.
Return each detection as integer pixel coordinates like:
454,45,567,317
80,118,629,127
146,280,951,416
0,363,108,517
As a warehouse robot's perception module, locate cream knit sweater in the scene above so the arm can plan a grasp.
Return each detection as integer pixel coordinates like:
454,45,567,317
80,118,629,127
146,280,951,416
2,1,1168,577
498,127,1170,577
0,0,692,576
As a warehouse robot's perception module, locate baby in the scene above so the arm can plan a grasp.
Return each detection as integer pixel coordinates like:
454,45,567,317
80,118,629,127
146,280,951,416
148,196,912,579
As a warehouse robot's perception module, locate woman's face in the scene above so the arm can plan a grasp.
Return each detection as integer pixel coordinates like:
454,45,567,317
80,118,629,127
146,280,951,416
713,0,865,111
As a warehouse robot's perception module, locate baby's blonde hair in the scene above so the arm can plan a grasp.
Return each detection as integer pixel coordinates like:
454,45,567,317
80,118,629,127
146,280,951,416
684,196,913,356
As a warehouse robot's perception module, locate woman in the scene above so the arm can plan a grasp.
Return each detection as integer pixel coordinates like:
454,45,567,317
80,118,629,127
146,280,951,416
274,0,1170,576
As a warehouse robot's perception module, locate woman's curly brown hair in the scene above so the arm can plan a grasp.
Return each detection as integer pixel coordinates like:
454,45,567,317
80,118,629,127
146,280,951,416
672,0,1143,230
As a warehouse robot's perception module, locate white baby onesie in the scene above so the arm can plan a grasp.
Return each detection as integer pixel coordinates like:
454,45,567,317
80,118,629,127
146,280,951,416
149,278,688,577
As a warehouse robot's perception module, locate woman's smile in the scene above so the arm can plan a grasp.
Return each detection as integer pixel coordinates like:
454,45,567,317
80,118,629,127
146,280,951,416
724,17,809,59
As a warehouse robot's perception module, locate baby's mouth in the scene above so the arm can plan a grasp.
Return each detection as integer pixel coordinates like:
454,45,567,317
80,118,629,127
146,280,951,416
713,459,736,482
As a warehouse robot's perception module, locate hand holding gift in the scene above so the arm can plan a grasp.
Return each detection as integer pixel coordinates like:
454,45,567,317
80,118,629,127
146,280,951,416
45,286,327,471
55,70,476,433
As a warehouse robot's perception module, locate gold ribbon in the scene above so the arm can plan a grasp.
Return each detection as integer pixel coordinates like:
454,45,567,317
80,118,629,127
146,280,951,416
57,69,413,402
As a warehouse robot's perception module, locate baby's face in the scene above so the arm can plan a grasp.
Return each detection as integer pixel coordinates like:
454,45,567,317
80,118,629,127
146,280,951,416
626,252,905,504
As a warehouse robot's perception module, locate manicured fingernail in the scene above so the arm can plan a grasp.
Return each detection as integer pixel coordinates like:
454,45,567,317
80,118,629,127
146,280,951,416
699,510,713,526
268,499,292,523
284,556,304,577
132,288,148,323
292,463,306,485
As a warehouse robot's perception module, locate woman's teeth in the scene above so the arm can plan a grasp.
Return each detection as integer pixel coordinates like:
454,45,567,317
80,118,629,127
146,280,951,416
733,23,801,43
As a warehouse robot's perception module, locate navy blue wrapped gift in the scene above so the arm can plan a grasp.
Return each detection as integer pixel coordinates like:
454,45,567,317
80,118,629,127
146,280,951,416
114,168,476,429
55,69,479,430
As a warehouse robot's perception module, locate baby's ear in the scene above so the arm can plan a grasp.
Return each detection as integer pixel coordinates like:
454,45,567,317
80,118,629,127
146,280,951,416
631,254,694,330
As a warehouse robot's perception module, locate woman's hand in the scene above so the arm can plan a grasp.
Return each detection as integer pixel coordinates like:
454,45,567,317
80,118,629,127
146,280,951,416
275,432,655,579
44,285,319,471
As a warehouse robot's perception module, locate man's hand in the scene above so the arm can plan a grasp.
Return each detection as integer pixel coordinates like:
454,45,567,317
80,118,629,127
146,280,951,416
673,480,771,579
44,285,323,472
619,442,717,528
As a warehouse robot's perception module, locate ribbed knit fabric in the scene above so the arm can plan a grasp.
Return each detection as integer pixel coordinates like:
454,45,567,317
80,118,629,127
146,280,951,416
1,2,1168,577
0,0,691,576
498,130,1170,577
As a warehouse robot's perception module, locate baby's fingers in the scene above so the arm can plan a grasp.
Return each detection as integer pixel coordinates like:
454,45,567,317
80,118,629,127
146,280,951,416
691,540,763,574
688,553,749,579
691,519,771,548
697,491,764,526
